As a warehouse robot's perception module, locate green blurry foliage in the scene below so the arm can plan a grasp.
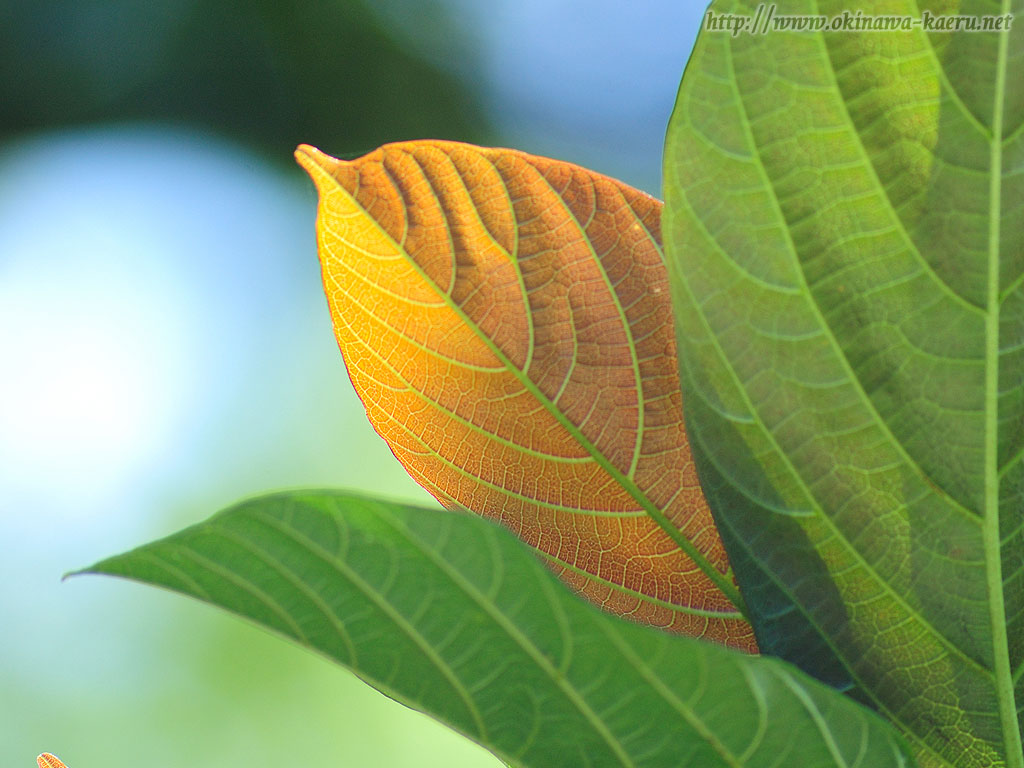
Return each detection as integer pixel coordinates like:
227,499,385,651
0,0,490,157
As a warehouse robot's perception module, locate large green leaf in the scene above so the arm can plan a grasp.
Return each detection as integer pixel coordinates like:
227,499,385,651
664,1,1023,766
83,491,914,767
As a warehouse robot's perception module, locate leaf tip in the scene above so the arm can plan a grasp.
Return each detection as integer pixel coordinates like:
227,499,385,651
62,556,115,582
294,144,340,194
293,142,320,167
38,754,69,768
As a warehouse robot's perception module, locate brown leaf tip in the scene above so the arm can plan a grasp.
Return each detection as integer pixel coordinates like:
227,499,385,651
294,143,339,189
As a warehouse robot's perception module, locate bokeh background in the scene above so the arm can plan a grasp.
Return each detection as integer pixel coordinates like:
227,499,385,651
0,2,705,765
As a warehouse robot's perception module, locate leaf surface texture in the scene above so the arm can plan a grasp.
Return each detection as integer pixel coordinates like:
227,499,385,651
664,1,1024,764
85,491,915,768
296,141,753,649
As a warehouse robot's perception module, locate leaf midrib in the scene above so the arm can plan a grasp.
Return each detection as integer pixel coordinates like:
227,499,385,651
320,269,598,468
320,292,660,519
316,148,747,616
983,3,1023,764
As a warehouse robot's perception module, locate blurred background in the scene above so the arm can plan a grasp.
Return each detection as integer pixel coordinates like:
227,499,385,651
0,2,705,765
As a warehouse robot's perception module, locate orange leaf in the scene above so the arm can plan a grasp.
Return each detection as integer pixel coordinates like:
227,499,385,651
37,756,68,768
296,141,755,652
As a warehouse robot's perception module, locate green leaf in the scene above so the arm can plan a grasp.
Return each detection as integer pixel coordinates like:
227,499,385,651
663,1,1023,766
82,491,915,768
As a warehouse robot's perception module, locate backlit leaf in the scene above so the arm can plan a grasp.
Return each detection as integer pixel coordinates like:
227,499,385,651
83,491,916,768
295,141,755,650
664,1,1023,765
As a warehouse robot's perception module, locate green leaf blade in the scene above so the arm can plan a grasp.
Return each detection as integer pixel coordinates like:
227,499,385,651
664,1,1023,765
84,491,914,768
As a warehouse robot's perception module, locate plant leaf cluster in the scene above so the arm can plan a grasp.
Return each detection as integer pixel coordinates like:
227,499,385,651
85,1,1022,765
